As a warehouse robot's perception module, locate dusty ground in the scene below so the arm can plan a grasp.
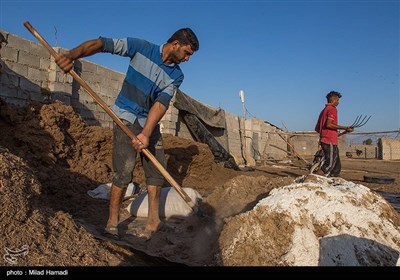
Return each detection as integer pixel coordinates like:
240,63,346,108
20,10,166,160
0,99,398,266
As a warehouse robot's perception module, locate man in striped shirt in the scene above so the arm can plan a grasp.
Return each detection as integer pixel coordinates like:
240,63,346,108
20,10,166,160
56,28,199,237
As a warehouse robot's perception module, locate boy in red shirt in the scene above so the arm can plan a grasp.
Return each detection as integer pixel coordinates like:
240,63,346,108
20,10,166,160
315,91,353,177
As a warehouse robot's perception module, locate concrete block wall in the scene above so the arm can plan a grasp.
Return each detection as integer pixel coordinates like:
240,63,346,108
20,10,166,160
0,31,52,107
0,29,296,166
289,132,320,158
290,132,362,159
378,138,400,160
159,102,179,136
0,30,125,128
260,128,288,162
4,29,396,165
346,144,377,159
225,111,245,164
70,59,124,127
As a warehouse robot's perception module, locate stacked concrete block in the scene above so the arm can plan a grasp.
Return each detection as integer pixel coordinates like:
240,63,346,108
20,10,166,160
225,111,245,165
261,128,288,161
345,144,377,159
289,132,320,158
6,29,396,165
1,31,50,105
160,104,179,136
378,138,400,160
0,31,120,127
175,114,192,140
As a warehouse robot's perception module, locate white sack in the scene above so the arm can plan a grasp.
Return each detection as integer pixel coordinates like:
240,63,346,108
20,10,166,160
126,187,202,218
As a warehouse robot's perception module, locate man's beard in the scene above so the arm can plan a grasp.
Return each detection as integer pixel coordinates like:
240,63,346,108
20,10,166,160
170,50,182,64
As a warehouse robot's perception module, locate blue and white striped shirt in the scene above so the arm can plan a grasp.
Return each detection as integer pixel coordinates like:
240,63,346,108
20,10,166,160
100,37,184,125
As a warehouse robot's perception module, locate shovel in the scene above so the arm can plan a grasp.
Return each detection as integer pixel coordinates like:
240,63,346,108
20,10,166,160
23,21,203,217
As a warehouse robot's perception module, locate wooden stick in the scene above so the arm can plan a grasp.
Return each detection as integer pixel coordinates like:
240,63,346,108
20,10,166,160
23,21,199,214
275,130,310,165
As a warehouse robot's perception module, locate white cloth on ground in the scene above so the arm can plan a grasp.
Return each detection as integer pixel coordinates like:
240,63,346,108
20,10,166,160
87,182,138,200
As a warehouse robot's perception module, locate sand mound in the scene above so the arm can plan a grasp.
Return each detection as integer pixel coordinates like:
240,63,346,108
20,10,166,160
1,98,398,266
0,99,242,266
0,148,115,265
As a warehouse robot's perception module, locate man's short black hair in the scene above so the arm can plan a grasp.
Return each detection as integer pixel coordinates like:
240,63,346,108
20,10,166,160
326,90,342,100
167,28,199,51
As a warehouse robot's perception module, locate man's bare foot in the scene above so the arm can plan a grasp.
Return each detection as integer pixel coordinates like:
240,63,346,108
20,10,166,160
106,218,118,230
145,220,162,232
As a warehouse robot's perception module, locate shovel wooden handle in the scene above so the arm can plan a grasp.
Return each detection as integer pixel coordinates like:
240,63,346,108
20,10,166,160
23,21,199,212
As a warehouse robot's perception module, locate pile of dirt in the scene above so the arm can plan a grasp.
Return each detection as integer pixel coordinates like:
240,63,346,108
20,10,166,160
0,99,246,266
203,175,293,219
0,147,134,266
163,133,238,196
114,175,295,266
2,98,398,266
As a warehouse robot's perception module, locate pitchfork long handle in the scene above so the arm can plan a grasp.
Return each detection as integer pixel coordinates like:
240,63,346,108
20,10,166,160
23,21,197,211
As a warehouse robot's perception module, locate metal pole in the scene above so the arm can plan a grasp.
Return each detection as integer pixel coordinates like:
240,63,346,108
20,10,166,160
239,90,247,164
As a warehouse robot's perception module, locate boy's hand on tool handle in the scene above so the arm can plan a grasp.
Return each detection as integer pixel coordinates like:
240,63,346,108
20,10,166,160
132,133,149,152
345,126,354,133
339,126,354,137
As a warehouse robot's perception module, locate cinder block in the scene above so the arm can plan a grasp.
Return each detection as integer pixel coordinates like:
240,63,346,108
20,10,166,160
53,92,71,104
161,112,178,122
40,57,50,70
1,46,18,62
252,123,261,132
108,79,121,91
7,34,31,52
0,71,19,87
177,131,193,140
18,51,40,68
93,111,105,121
5,97,27,107
28,91,44,102
83,101,97,111
82,61,97,73
79,109,96,118
85,119,99,126
103,114,113,123
109,71,125,81
53,82,72,94
56,71,73,83
5,61,28,77
29,42,50,58
79,92,96,103
98,119,112,128
70,98,84,110
17,89,29,99
160,120,176,130
81,71,99,85
0,85,18,98
27,67,47,82
19,77,40,92
160,127,176,135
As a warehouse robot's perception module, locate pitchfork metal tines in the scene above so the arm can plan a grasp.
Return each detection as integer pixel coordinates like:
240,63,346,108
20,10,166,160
349,115,371,128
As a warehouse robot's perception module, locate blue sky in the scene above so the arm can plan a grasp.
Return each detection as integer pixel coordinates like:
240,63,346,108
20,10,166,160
1,0,399,134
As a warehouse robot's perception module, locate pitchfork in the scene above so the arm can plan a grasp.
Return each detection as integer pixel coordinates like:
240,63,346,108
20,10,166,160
339,115,371,136
348,115,371,129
